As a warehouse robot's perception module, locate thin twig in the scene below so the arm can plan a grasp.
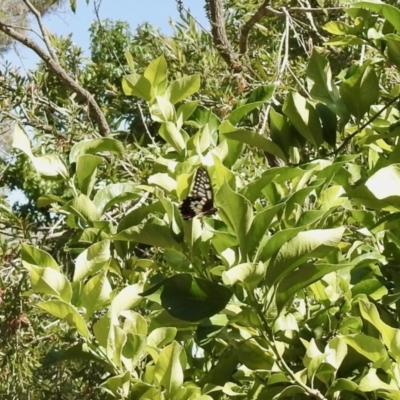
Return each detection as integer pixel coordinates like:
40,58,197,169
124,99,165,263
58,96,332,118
266,6,343,16
276,9,290,84
22,0,58,61
332,94,400,157
297,0,327,42
239,3,340,55
0,21,110,137
138,103,156,146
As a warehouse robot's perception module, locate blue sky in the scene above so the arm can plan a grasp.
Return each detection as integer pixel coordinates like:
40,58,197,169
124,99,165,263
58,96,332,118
3,0,208,205
4,0,208,70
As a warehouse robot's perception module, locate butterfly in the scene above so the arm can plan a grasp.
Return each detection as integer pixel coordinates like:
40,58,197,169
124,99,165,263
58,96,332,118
179,168,217,220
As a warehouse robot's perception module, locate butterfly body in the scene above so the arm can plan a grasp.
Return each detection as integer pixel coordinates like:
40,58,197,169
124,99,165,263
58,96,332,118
179,168,217,220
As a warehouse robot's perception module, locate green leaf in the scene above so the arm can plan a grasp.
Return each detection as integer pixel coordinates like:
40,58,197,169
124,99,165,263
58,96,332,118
167,74,200,104
284,180,325,220
69,138,124,163
124,50,135,73
122,333,147,370
222,262,266,290
228,101,267,126
273,385,306,399
219,121,246,168
12,124,69,178
141,274,232,322
150,96,176,122
99,371,131,398
37,300,90,338
258,226,306,263
148,173,177,193
283,92,323,147
21,243,59,270
352,279,387,300
93,314,110,349
81,272,112,319
33,155,69,179
276,263,353,311
177,101,199,123
240,167,304,202
247,204,285,257
223,129,287,162
147,327,177,349
93,183,143,214
359,368,397,392
117,202,165,232
69,0,76,12
323,21,362,35
216,181,253,257
73,240,110,281
144,55,168,87
237,340,274,371
342,334,390,369
114,224,182,251
122,73,153,102
316,103,338,147
306,50,347,118
42,343,103,366
121,311,147,336
76,154,103,196
64,194,101,223
386,34,400,69
37,194,66,208
24,265,72,302
110,284,144,322
267,227,346,285
340,62,379,122
246,84,275,103
327,379,359,396
12,123,33,157
358,299,400,358
354,2,400,32
268,108,293,156
154,342,184,397
158,122,186,152
201,348,240,386
366,164,400,199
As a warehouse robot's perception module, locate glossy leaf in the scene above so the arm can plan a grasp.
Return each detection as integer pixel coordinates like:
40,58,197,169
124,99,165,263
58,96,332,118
283,92,323,147
69,138,124,163
141,274,232,322
73,240,111,281
37,300,90,338
76,154,102,196
340,62,379,122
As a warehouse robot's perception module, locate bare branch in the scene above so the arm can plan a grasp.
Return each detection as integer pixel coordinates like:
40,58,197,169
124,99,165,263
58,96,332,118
240,0,271,54
297,0,327,42
0,21,110,137
207,0,242,73
138,103,156,146
240,4,341,53
22,0,58,61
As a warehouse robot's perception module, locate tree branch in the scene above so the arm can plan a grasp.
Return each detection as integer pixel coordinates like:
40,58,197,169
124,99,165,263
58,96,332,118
239,4,341,54
332,94,400,157
240,0,271,54
207,0,242,73
0,20,110,137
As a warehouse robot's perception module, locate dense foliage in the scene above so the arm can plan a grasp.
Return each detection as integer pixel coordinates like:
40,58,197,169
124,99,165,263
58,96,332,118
2,0,400,399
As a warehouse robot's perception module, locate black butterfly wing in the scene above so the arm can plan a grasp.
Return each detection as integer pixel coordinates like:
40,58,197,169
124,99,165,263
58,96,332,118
179,168,217,220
